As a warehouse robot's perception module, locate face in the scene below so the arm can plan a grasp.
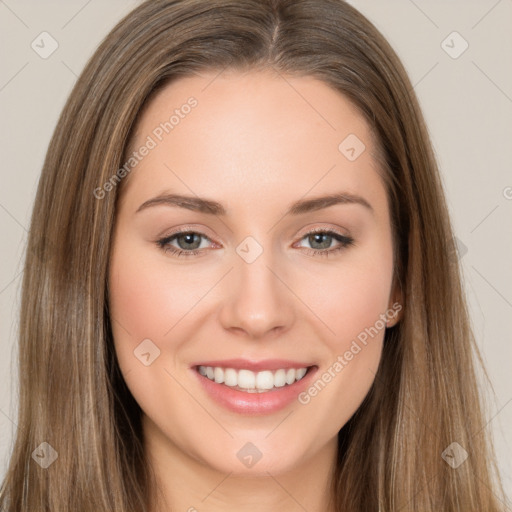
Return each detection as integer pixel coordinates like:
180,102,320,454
108,69,401,477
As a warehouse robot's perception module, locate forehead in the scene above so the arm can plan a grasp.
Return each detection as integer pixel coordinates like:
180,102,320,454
121,69,384,211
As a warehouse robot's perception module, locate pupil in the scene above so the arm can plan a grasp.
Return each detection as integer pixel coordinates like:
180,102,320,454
178,233,200,250
310,233,331,250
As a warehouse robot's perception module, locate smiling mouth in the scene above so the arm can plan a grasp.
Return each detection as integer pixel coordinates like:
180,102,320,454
194,365,315,393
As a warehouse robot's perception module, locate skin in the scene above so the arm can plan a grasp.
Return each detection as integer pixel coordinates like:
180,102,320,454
108,69,402,512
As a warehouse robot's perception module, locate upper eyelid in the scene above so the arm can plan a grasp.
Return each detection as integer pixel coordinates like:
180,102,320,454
297,226,347,237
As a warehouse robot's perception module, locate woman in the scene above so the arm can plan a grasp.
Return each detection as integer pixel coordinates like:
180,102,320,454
0,0,505,510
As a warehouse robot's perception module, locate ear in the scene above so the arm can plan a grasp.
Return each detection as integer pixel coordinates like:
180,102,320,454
386,279,403,328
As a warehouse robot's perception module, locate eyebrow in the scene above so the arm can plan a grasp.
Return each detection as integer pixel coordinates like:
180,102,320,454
136,191,374,216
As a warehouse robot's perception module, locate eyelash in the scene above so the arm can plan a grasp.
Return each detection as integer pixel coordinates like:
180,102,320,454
156,227,355,258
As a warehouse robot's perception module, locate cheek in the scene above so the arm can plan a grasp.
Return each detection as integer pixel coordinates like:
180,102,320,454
107,241,207,419
302,249,393,349
335,271,390,343
107,239,199,366
293,266,391,434
110,221,225,327
294,237,393,410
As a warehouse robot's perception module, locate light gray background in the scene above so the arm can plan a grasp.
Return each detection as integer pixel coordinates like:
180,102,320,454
1,0,511,505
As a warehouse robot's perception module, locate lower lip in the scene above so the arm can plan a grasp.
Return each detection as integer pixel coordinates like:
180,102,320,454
192,366,318,415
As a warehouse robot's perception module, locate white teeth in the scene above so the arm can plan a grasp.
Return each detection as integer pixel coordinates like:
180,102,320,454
214,367,224,384
296,367,307,380
238,369,255,389
197,365,310,392
223,368,238,387
285,368,296,385
256,370,274,390
273,369,286,387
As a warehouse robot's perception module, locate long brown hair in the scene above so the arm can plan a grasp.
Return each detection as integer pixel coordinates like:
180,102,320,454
0,0,505,510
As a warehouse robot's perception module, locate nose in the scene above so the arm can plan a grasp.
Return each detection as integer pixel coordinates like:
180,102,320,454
218,250,296,340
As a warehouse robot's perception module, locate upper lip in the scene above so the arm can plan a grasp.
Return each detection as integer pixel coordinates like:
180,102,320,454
191,358,316,372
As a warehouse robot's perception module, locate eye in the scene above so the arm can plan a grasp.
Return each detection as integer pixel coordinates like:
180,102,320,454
156,227,355,258
295,228,354,257
156,230,213,257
